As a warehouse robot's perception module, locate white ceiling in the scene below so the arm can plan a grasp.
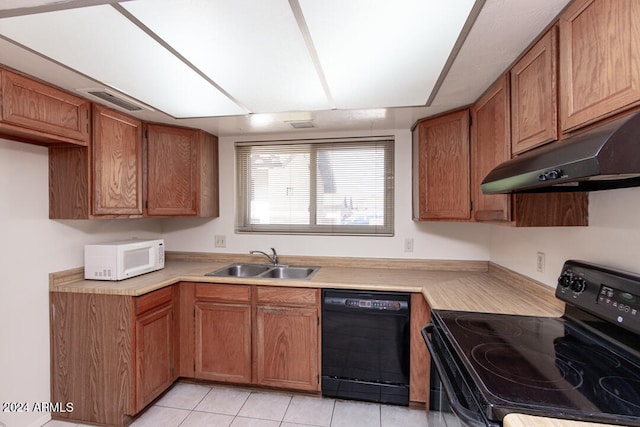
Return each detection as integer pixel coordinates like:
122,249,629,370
0,0,571,137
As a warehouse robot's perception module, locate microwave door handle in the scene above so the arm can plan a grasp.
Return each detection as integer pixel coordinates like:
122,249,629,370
421,325,500,427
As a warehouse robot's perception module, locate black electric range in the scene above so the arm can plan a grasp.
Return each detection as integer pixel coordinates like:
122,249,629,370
423,260,640,426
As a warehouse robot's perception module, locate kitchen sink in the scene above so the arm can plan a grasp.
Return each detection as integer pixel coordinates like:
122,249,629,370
259,266,318,279
206,263,272,277
205,263,320,280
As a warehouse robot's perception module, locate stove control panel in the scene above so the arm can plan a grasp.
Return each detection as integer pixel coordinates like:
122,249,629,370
558,271,587,294
556,260,640,334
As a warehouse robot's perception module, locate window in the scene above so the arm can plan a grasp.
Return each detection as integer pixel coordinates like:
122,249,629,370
236,137,394,235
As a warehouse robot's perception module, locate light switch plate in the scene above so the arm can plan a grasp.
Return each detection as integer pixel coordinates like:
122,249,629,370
536,252,545,272
214,235,226,248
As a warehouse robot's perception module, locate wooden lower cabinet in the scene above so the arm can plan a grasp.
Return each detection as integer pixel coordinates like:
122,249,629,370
191,283,320,392
50,292,134,426
134,287,178,412
194,283,252,383
51,282,426,424
255,304,320,391
50,287,178,427
409,293,431,405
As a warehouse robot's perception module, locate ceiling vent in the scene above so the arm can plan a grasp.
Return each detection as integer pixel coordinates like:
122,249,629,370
77,88,151,112
287,120,315,129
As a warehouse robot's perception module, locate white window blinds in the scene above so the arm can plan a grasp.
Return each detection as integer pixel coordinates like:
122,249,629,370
236,137,394,235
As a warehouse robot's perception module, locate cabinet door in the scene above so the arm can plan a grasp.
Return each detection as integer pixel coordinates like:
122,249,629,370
195,301,252,383
471,75,511,222
412,109,470,220
559,0,640,131
511,27,558,154
135,303,175,411
145,123,219,217
409,294,431,404
0,69,90,146
92,104,143,215
255,305,320,391
50,292,134,426
145,124,198,216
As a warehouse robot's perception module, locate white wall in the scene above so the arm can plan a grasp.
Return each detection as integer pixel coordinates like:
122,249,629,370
162,129,492,260
3,126,638,427
0,138,163,427
0,130,488,427
490,186,640,287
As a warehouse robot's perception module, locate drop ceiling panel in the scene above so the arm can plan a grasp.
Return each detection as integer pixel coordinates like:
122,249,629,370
122,0,331,114
298,0,477,109
0,4,247,117
0,0,573,135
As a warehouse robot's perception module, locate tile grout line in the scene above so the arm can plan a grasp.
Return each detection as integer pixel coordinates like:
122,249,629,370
174,384,213,427
280,392,294,426
329,399,337,427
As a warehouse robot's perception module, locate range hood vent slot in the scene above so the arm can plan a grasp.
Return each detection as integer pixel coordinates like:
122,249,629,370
481,112,640,194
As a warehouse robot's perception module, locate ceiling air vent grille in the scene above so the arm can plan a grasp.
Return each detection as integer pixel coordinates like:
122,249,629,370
77,88,151,112
87,90,143,111
288,120,315,129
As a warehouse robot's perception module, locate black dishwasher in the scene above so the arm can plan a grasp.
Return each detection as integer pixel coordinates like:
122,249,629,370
321,289,410,405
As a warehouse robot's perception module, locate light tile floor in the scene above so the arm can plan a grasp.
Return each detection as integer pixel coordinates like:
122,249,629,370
43,382,428,427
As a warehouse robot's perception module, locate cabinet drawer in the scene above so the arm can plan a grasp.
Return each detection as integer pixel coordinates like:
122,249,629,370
195,283,251,303
135,287,173,316
256,286,318,307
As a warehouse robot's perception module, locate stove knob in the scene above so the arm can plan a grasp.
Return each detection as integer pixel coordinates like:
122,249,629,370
558,272,573,288
570,277,587,294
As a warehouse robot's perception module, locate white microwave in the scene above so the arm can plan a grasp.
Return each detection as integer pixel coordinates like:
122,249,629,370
84,239,165,281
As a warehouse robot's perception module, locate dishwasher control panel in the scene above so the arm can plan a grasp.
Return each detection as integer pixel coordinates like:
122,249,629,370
346,298,403,310
324,296,408,311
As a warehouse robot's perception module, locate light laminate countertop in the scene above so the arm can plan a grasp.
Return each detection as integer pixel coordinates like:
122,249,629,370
49,252,618,427
51,252,564,316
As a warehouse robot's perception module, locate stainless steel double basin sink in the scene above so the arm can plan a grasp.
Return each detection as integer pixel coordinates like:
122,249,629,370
205,263,320,280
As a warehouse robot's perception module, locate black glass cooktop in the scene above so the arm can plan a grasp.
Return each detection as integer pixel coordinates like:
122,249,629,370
433,310,640,425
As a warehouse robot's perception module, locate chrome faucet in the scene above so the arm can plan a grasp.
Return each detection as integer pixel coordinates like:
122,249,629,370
250,247,279,266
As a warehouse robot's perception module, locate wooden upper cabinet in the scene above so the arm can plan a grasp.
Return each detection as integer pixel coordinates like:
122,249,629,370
93,104,143,216
0,68,90,146
471,75,511,222
511,26,558,154
145,123,219,217
49,104,143,219
412,109,470,221
559,0,640,131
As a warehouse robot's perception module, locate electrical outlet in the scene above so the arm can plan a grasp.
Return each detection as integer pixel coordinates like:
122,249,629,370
536,252,545,273
404,238,414,253
214,235,226,248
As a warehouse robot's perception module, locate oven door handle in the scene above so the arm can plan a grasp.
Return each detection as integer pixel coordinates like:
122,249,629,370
422,324,500,427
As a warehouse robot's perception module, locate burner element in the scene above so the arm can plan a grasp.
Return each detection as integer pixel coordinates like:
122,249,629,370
600,377,640,409
471,343,583,391
455,315,523,337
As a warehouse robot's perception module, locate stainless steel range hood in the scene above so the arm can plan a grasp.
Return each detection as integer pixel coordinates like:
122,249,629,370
481,112,640,194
